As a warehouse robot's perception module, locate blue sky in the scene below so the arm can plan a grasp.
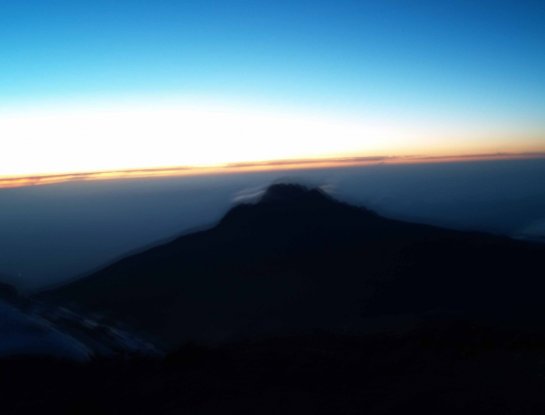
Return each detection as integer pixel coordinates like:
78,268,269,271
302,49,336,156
1,1,545,177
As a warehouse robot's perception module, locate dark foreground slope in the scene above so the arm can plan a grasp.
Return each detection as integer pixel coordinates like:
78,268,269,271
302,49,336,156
3,322,545,414
43,184,545,348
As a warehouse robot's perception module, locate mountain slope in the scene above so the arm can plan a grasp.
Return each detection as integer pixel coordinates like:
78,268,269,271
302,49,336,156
42,184,545,348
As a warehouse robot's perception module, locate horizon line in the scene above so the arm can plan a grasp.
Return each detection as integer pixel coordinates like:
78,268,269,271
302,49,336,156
2,151,545,190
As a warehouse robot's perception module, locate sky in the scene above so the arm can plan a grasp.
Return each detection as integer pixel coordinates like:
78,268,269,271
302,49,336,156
1,0,545,180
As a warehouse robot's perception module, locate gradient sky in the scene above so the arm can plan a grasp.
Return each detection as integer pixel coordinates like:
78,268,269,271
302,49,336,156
1,0,545,178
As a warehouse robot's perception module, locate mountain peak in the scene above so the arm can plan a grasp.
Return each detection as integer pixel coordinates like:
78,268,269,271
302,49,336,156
218,182,377,232
259,183,332,205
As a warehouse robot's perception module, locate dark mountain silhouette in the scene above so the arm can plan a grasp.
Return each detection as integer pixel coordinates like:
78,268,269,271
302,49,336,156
6,183,545,413
42,184,545,349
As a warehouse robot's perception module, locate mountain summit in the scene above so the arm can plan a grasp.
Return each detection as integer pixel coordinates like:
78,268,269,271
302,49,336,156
42,184,545,349
259,183,331,204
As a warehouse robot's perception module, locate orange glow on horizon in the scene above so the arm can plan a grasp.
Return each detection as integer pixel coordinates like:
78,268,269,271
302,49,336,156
1,151,544,190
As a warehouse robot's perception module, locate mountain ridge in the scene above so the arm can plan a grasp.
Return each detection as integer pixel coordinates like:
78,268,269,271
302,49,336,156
40,184,545,349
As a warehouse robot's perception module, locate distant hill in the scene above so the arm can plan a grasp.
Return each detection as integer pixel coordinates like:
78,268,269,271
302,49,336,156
41,184,545,349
